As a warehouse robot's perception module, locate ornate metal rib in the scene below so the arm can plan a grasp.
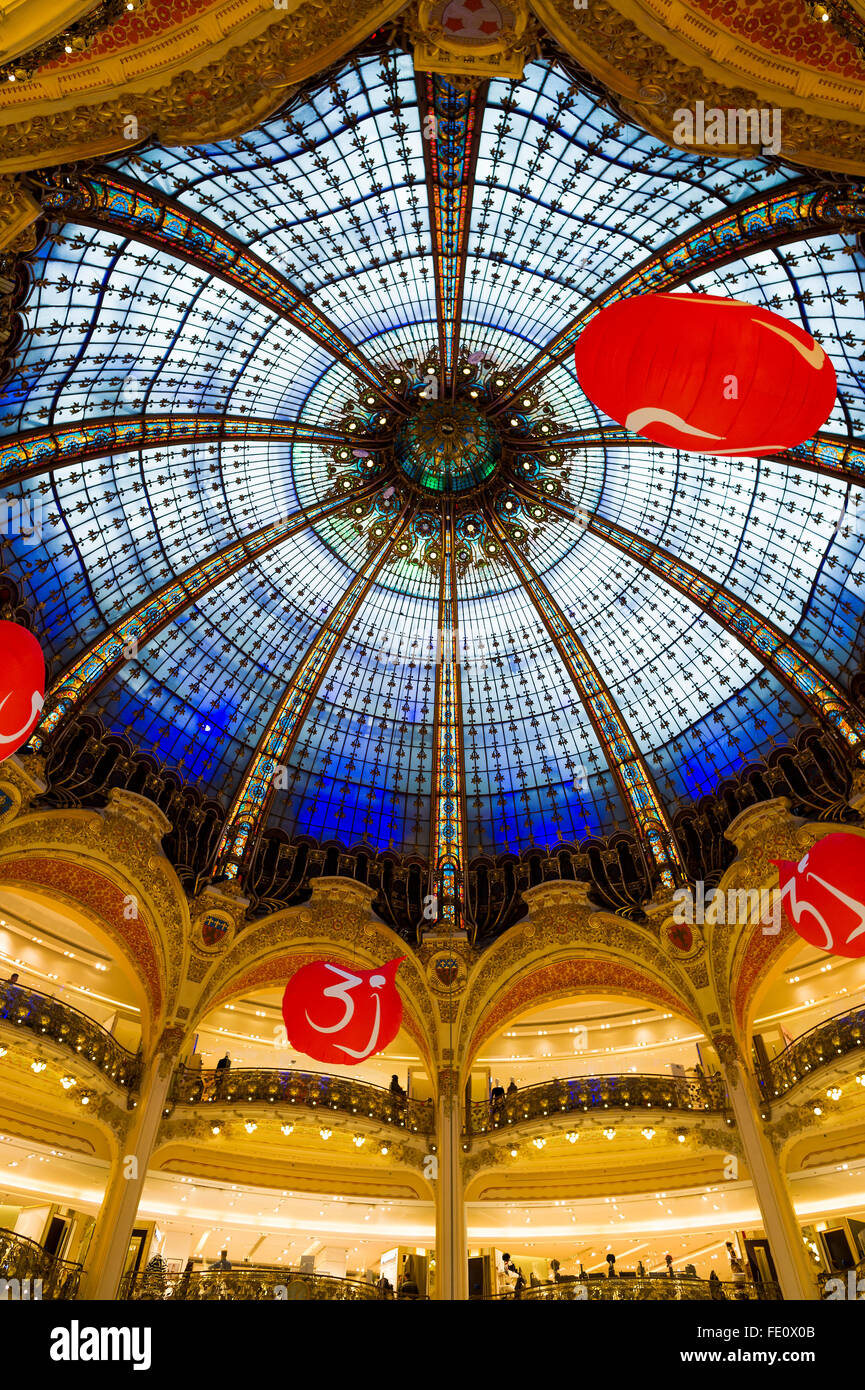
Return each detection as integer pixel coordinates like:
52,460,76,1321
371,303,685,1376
215,504,415,877
523,428,865,492
529,487,865,760
39,170,406,412
0,416,347,487
35,483,380,745
429,505,469,932
494,180,865,409
483,504,686,888
419,75,486,396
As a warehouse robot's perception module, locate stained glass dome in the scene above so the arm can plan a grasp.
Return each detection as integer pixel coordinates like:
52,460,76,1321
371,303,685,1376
2,40,864,922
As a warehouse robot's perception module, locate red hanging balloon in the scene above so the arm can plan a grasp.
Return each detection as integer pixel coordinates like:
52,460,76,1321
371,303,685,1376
0,621,45,763
281,956,405,1065
573,292,836,456
771,832,865,959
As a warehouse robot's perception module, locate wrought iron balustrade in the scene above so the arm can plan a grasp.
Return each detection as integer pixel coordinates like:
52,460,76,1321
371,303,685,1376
0,979,141,1090
758,1002,865,1100
120,1265,382,1301
492,1276,781,1301
170,1065,435,1133
0,1226,82,1299
466,1071,727,1134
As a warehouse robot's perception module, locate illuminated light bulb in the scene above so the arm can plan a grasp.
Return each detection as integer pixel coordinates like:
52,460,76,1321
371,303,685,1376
510,1147,518,1157
211,1123,221,1135
281,1123,294,1136
31,1060,46,1073
380,1143,389,1155
603,1128,616,1140
244,1121,257,1134
826,1086,842,1101
855,1073,865,1087
532,1136,546,1149
352,1135,365,1147
0,1046,6,1057
80,1094,90,1105
565,1131,579,1143
60,1076,75,1089
509,417,520,428
641,1127,656,1140
812,1104,823,1116
319,1127,332,1140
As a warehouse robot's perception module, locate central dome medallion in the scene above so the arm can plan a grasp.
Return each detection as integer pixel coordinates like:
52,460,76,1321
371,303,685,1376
394,400,502,494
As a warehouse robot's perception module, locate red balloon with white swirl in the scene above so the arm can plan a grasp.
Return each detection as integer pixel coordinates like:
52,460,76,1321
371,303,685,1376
0,621,45,762
771,833,865,959
573,292,836,455
281,956,405,1065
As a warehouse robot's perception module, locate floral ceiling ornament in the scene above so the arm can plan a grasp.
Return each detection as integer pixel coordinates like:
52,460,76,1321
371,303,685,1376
412,0,539,78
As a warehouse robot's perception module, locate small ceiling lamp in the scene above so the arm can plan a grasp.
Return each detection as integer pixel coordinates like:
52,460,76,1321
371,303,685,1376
244,1120,257,1134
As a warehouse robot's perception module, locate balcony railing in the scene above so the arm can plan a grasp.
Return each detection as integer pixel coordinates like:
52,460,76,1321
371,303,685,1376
120,1266,382,1301
170,1066,435,1134
0,979,141,1090
758,1002,865,1100
0,973,140,1089
0,1227,82,1299
466,1072,727,1135
492,1276,781,1301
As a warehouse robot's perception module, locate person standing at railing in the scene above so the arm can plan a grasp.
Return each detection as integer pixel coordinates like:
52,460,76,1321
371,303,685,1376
389,1074,406,1116
215,1052,231,1099
490,1077,505,1119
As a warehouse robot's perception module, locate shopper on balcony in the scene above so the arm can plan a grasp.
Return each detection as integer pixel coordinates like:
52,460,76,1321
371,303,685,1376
506,1078,518,1096
215,1052,231,1098
605,1252,618,1278
389,1075,406,1111
490,1078,505,1117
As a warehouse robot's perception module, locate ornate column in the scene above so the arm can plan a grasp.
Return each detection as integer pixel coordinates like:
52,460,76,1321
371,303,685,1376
80,1048,177,1300
435,1067,467,1300
713,1035,818,1300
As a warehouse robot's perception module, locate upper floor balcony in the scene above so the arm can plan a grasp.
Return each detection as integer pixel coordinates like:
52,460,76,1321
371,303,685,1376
0,978,140,1091
757,1002,865,1102
465,1071,727,1136
169,1065,436,1135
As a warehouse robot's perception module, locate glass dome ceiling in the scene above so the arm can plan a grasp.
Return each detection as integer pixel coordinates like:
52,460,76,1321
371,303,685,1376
3,43,865,893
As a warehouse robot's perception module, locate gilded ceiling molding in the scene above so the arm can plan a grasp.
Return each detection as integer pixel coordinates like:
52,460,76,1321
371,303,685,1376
455,881,708,1067
531,0,865,173
0,788,193,1040
0,0,407,173
461,921,705,1074
703,798,810,1034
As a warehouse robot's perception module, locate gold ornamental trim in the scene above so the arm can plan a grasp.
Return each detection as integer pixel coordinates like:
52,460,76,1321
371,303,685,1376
531,0,865,175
